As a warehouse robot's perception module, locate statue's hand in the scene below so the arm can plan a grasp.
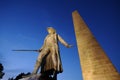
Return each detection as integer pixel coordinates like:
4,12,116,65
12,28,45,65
38,49,42,52
67,45,73,48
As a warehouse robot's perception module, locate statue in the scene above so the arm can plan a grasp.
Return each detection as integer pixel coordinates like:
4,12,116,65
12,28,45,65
31,27,72,80
13,27,72,80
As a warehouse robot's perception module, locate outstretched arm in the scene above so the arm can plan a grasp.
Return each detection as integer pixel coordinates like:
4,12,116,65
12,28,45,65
57,34,72,48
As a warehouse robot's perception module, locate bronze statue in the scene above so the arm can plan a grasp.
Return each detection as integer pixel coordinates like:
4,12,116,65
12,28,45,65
13,27,72,80
31,27,72,80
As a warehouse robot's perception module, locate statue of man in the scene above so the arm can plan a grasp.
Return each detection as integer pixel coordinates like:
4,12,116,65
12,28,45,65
32,27,72,80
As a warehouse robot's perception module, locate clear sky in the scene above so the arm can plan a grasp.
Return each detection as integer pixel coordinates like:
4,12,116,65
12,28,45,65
0,0,120,80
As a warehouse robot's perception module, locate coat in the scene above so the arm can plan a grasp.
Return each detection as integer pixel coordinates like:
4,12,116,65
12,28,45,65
38,33,69,75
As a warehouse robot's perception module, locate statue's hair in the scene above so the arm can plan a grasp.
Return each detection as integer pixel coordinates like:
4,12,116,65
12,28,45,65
47,27,56,34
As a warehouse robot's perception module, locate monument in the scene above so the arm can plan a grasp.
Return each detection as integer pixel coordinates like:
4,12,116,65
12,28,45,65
31,27,72,80
72,10,120,80
19,27,72,80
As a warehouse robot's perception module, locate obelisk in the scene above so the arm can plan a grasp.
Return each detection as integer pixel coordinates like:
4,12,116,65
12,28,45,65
72,10,120,80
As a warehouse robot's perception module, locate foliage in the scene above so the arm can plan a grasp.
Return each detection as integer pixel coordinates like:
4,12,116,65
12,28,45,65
0,63,5,79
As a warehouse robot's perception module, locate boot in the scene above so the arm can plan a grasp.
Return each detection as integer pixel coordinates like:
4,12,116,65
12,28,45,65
53,71,57,80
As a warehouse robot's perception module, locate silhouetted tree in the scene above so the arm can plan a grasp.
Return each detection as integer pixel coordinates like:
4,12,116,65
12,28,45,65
0,63,5,79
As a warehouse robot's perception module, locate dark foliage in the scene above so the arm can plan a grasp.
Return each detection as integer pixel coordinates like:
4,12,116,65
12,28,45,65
0,63,3,71
0,63,5,79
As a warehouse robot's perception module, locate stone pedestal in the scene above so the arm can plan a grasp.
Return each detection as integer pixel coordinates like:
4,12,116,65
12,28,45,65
72,10,120,80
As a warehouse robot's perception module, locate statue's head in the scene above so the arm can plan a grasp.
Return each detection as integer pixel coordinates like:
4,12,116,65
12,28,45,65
47,27,56,34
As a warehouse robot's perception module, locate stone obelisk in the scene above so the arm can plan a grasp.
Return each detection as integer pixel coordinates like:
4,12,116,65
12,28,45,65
72,10,120,80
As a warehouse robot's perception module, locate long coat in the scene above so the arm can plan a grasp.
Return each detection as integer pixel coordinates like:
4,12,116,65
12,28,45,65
38,33,69,75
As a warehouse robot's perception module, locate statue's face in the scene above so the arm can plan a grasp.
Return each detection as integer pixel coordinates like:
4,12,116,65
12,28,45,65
47,27,56,34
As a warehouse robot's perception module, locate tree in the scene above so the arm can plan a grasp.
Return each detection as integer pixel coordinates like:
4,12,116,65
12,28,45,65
0,63,5,79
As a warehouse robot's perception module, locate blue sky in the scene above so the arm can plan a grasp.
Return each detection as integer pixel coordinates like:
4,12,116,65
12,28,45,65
0,0,120,80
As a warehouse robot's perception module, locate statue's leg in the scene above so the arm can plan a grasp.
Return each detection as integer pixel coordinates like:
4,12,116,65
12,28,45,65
51,51,57,71
53,71,57,80
32,49,49,74
32,60,41,74
51,48,58,80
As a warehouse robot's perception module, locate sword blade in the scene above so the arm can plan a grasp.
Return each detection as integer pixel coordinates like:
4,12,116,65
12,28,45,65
12,50,39,52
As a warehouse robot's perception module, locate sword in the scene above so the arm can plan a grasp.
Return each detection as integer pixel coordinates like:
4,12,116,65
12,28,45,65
12,49,41,52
